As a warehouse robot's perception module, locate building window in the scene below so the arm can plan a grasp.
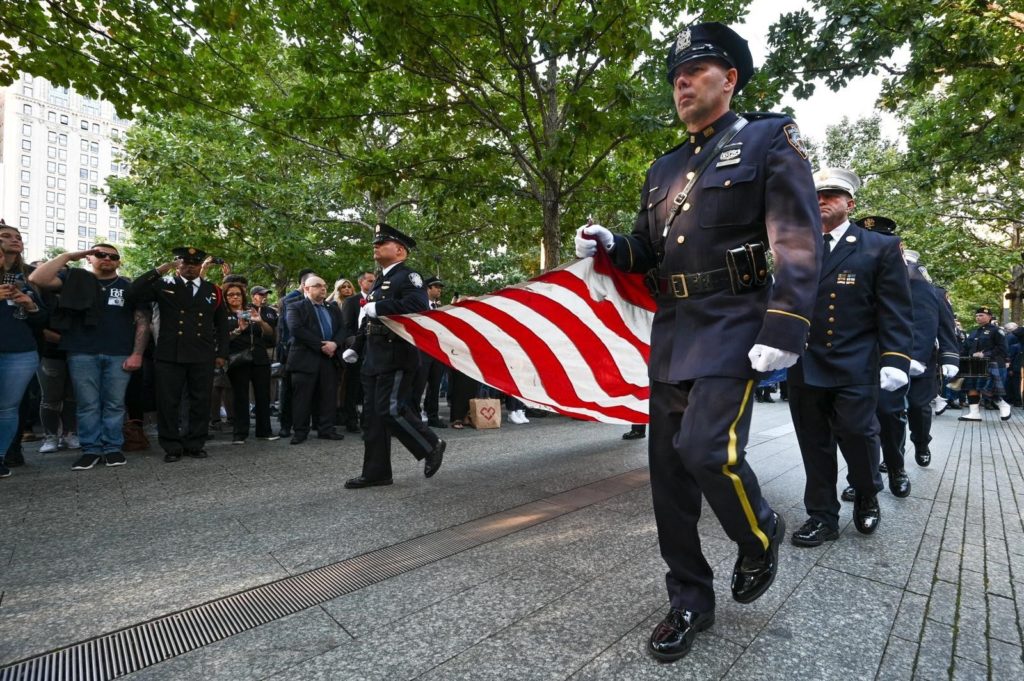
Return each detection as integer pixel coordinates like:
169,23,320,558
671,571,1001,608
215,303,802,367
92,123,100,134
80,140,89,151
22,85,33,96
20,186,30,198
58,134,67,146
50,131,59,143
80,153,89,165
80,168,89,179
89,170,98,181
89,142,99,153
88,215,97,225
60,114,68,125
21,170,31,182
56,193,65,205
78,212,88,223
20,217,30,228
47,191,56,203
78,241,87,250
55,223,65,234
56,208,65,219
58,149,67,161
46,206,55,218
57,163,66,175
47,161,56,173
22,201,32,213
45,236,54,247
81,120,89,130
21,155,31,167
21,140,31,151
78,225,87,237
48,111,56,123
23,104,33,115
45,221,54,233
90,156,98,168
22,123,31,137
48,146,57,159
47,176,56,188
88,199,97,210
56,237,64,247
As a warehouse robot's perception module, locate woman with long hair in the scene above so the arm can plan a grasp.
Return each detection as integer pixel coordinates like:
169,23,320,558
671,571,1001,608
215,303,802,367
326,278,355,306
223,282,277,444
0,221,48,477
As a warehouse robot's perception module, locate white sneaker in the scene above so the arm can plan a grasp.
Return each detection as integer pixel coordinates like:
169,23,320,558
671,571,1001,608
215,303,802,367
63,433,81,450
997,399,1012,421
421,410,428,422
933,396,948,415
508,409,529,424
39,435,60,454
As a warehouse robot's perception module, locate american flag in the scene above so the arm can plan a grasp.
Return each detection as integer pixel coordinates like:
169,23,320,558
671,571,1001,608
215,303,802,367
381,250,655,424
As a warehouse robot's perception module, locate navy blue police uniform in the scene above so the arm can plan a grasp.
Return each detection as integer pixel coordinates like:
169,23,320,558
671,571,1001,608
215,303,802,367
963,315,1008,395
347,225,444,487
608,77,821,617
788,218,913,532
130,248,230,460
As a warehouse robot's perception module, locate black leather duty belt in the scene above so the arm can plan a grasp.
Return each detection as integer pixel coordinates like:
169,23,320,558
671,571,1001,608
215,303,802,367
366,323,393,336
657,267,733,298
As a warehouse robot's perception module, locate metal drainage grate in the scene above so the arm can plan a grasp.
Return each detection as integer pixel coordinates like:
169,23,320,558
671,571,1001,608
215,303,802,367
0,467,650,681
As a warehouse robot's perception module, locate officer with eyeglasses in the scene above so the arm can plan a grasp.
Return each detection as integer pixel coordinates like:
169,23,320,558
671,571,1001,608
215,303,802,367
31,244,150,469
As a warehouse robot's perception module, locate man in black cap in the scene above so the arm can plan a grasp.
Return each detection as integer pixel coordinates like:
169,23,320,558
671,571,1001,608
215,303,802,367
788,172,913,548
575,22,821,662
411,276,448,428
130,247,230,462
342,224,446,488
959,306,1011,421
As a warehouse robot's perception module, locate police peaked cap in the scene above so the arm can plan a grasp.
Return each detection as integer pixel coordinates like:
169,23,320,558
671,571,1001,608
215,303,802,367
813,167,862,197
172,246,207,262
666,22,754,92
373,223,417,250
854,215,898,235
423,276,445,288
976,306,994,316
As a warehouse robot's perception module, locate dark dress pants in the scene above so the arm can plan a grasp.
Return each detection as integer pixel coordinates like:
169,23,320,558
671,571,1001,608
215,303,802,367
875,382,909,473
789,382,884,530
340,358,364,429
290,356,338,437
411,352,445,420
228,362,273,439
649,378,775,613
448,369,479,423
907,359,937,454
360,368,439,481
155,359,215,455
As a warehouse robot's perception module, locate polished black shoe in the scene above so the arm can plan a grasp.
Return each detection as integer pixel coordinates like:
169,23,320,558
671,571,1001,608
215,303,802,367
163,452,182,463
424,439,446,478
622,430,646,440
344,476,393,489
878,461,888,474
290,434,307,445
731,512,785,604
841,485,856,502
277,428,292,438
791,518,839,547
317,432,345,440
915,447,931,467
186,449,208,459
427,418,448,429
647,608,715,662
854,494,881,534
889,469,911,498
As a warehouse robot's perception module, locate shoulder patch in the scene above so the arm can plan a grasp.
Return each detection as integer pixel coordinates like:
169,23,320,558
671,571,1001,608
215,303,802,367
409,272,423,288
783,123,808,159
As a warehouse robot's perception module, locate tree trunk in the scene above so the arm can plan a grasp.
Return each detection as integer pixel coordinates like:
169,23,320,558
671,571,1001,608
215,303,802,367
541,193,561,271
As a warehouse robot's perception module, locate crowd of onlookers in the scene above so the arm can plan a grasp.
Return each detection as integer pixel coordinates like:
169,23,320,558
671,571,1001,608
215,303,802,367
0,220,538,478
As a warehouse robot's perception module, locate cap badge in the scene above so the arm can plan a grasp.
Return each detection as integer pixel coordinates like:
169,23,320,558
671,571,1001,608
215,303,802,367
188,248,197,255
675,28,691,53
864,217,876,228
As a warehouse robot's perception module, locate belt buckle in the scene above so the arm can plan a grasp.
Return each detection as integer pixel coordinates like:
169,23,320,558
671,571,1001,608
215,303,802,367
670,273,689,299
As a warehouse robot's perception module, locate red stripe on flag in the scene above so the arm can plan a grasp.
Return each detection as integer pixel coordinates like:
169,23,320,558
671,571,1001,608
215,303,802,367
591,249,658,311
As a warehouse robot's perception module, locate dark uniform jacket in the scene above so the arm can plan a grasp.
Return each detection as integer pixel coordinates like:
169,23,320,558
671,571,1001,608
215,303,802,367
611,110,822,382
906,263,960,370
285,298,345,373
130,270,229,363
354,262,429,376
790,225,913,387
965,320,1008,366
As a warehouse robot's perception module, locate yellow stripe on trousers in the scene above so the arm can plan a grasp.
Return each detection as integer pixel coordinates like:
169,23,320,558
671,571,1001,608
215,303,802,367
722,379,770,552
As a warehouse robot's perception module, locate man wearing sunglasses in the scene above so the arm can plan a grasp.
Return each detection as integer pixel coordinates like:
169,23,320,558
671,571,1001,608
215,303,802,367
31,244,149,469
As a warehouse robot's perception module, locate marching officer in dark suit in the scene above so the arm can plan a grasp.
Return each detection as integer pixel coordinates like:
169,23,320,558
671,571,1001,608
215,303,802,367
575,23,821,662
788,171,913,547
130,247,229,462
285,275,347,444
342,224,445,488
959,306,1011,421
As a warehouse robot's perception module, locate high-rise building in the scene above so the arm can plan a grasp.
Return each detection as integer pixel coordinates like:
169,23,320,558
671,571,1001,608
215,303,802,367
0,73,131,261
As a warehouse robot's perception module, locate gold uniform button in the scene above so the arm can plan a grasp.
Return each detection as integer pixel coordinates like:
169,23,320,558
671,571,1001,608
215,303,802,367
198,313,203,317
648,202,654,208
677,235,685,244
828,304,835,310
694,146,702,154
178,331,183,336
826,342,833,348
742,274,751,282
682,203,691,211
828,317,835,323
724,180,732,187
826,330,834,336
686,171,695,180
830,293,837,299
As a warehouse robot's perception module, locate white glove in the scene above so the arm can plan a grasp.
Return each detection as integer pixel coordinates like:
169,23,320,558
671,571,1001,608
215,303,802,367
747,344,799,372
941,364,959,379
342,349,358,364
880,366,909,392
364,302,378,319
909,359,927,376
574,224,614,258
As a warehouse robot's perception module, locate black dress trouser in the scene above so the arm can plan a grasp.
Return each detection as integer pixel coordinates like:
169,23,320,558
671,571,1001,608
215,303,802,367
290,356,338,437
360,368,439,481
155,359,214,455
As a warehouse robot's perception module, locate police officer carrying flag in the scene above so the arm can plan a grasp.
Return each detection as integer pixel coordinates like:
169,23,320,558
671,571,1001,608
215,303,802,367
575,23,821,663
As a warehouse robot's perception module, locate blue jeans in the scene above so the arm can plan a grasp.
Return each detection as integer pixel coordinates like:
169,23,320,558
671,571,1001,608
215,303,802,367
0,351,39,459
67,353,132,454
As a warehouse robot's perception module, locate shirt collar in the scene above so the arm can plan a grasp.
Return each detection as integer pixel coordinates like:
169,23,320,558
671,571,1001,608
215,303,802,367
825,220,852,244
688,111,739,148
381,262,399,277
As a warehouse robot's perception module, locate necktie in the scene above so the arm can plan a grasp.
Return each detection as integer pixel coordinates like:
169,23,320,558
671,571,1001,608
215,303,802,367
315,304,333,340
823,233,833,253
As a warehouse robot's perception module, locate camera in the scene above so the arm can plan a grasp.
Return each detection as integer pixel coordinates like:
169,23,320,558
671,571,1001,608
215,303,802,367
239,311,251,321
210,257,225,265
